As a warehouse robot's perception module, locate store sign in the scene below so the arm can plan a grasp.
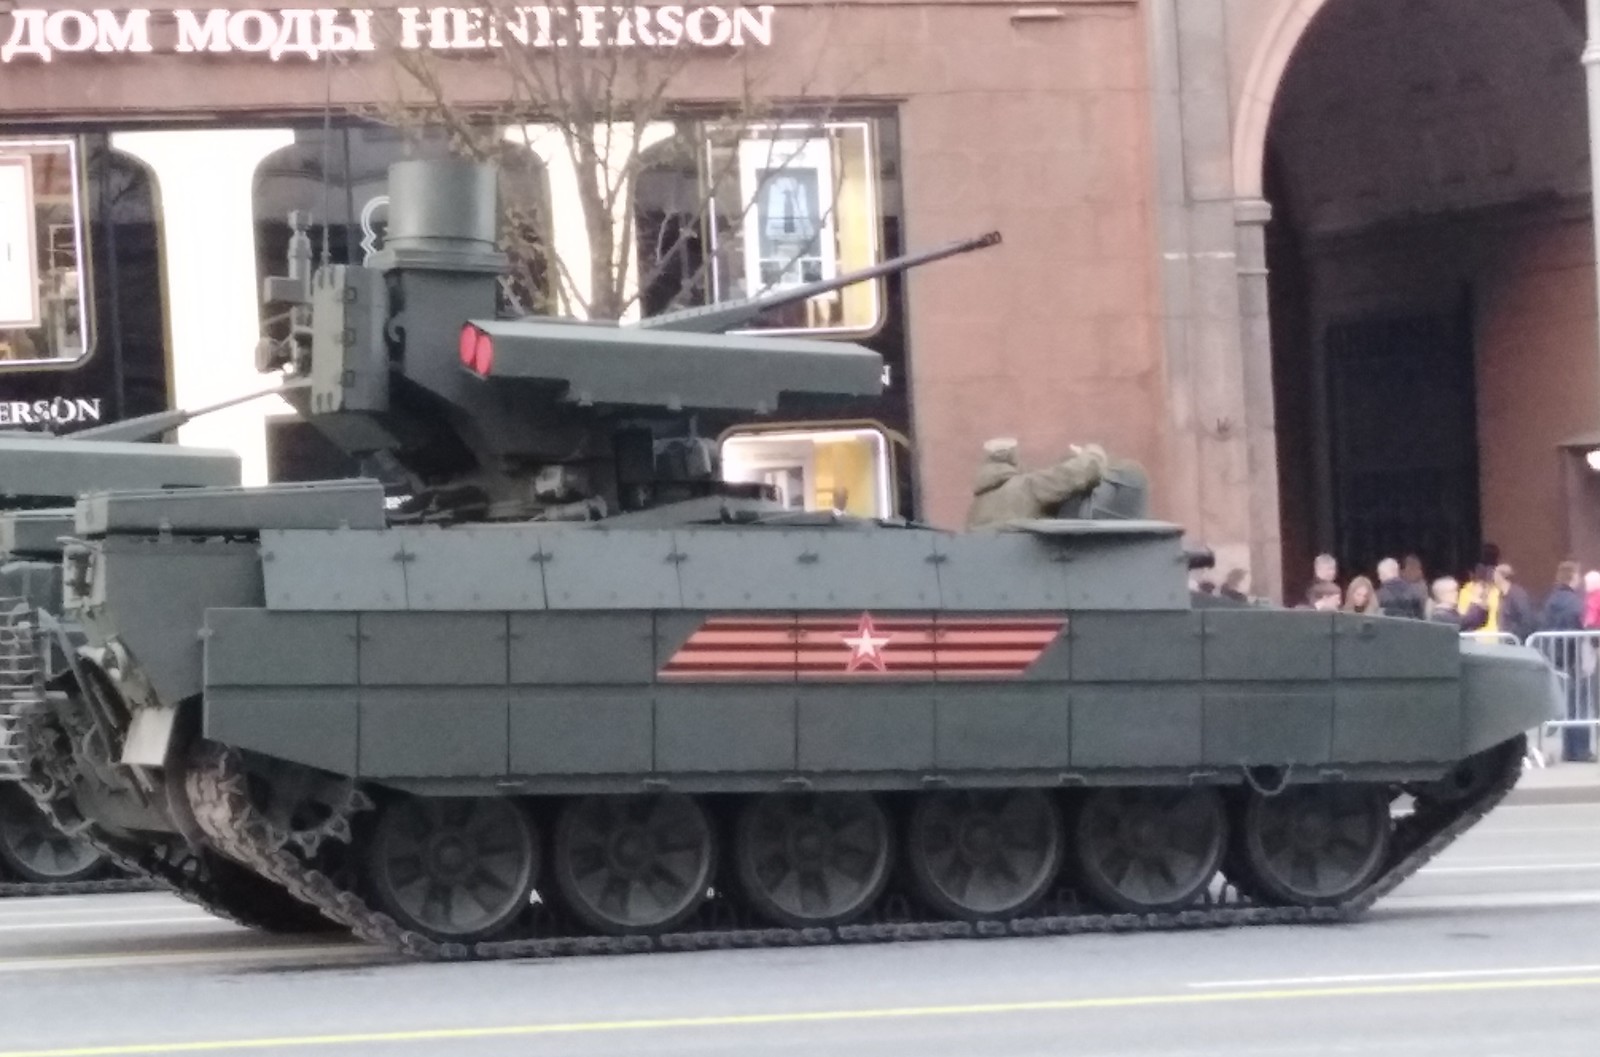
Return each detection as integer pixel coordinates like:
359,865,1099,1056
0,155,40,329
0,5,776,63
0,397,103,427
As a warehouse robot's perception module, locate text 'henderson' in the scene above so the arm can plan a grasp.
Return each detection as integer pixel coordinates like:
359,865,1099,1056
0,5,776,64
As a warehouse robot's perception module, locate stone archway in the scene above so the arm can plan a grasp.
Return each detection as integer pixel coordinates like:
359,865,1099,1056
1232,0,1333,203
1232,0,1595,597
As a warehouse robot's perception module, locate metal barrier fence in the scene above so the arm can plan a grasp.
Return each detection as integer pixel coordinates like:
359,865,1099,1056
1524,631,1600,767
1457,630,1600,767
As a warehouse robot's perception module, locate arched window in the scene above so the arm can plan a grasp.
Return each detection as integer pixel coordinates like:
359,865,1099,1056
634,125,708,318
252,123,551,325
88,144,165,420
496,144,553,316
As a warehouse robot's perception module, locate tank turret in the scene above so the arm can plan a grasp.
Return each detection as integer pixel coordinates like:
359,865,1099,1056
258,158,999,521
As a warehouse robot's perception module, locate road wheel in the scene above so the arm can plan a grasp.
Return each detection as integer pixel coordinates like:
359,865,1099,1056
0,786,106,884
734,792,892,928
905,789,1062,920
552,794,714,936
1227,784,1391,907
364,795,538,943
1072,787,1226,913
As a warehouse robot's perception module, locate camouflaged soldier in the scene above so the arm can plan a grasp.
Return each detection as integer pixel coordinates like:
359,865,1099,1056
965,437,1109,529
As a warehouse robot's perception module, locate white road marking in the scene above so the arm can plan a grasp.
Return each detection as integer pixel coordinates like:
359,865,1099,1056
1425,855,1600,866
0,905,211,922
0,895,181,908
1420,862,1600,875
1190,964,1600,989
1380,890,1600,911
1466,825,1600,835
0,944,379,975
0,916,223,933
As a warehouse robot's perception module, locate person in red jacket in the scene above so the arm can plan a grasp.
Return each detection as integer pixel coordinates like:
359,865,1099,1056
1572,569,1600,763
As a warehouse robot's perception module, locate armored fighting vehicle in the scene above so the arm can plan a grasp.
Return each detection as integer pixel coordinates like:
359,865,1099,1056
19,160,1559,958
0,415,242,891
0,399,342,927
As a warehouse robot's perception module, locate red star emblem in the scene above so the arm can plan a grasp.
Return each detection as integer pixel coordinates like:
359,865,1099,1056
840,612,891,672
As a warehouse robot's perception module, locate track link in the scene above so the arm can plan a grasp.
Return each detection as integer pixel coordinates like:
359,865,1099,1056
184,739,1526,961
5,721,325,927
0,804,334,929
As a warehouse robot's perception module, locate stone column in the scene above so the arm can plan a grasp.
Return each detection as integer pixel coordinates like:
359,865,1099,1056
1145,0,1274,589
1235,197,1282,600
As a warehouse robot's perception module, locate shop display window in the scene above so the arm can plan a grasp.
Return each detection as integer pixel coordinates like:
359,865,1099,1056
702,120,885,336
252,117,893,335
721,426,896,518
0,139,89,363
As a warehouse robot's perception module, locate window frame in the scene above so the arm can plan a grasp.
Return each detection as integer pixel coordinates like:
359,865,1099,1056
0,136,94,371
704,118,887,339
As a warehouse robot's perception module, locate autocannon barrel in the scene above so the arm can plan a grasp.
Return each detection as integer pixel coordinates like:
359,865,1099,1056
637,230,1003,335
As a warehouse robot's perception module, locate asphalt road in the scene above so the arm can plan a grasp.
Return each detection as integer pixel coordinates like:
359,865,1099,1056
0,800,1597,1057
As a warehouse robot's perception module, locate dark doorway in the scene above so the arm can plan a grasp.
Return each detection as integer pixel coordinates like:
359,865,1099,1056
1323,304,1481,579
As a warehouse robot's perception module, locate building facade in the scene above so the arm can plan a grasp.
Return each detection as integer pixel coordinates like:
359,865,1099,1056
1,0,1596,603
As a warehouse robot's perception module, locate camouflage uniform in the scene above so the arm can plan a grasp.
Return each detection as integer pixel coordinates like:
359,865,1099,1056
965,438,1109,530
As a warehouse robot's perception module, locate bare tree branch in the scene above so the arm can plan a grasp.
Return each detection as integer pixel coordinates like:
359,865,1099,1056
366,2,880,324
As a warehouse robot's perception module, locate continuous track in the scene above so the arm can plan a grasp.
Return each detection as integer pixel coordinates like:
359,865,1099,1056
7,715,325,928
185,739,1526,961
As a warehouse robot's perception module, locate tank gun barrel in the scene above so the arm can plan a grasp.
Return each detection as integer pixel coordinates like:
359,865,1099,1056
637,230,1003,335
67,379,310,443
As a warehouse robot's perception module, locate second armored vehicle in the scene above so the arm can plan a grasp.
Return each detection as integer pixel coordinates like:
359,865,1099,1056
0,428,237,890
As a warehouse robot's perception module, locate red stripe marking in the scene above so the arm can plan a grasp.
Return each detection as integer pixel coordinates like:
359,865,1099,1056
936,631,1059,646
797,651,938,667
935,649,1048,663
659,672,795,681
939,616,1064,624
664,650,794,664
679,632,795,648
797,670,937,680
660,614,1067,681
936,670,1034,679
700,617,796,627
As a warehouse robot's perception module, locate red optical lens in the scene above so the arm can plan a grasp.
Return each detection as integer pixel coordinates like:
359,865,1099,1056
458,325,478,368
473,331,495,375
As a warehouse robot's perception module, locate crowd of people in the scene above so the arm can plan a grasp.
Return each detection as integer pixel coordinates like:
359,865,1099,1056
1195,545,1598,763
1288,546,1593,642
